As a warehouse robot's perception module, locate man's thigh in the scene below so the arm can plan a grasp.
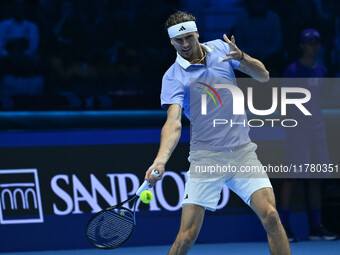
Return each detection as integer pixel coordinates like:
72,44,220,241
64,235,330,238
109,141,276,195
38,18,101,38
225,142,272,206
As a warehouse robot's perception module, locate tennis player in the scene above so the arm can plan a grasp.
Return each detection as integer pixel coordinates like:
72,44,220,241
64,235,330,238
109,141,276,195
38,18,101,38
145,11,291,255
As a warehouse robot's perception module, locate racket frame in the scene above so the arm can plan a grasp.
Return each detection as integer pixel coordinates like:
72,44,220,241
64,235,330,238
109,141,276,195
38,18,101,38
85,169,159,249
85,195,138,249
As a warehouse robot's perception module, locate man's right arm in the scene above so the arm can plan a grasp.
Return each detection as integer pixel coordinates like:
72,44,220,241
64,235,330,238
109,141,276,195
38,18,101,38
145,104,182,186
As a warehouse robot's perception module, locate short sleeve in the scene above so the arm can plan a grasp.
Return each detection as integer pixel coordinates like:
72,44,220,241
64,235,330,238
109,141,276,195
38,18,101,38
160,74,185,109
220,40,240,70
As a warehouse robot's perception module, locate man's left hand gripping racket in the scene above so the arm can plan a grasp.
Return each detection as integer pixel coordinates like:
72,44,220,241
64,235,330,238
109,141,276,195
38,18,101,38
86,169,160,249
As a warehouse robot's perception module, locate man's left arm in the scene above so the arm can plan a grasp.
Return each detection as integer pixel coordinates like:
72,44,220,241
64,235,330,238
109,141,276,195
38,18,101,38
222,34,269,83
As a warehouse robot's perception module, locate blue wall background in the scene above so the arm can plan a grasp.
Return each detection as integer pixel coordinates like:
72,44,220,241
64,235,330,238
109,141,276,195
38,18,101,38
0,110,339,252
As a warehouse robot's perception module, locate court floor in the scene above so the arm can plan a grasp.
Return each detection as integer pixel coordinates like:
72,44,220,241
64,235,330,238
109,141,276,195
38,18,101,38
2,240,340,255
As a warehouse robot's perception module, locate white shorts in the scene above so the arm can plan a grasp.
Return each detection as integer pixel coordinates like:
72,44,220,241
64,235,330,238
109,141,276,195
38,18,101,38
182,142,272,211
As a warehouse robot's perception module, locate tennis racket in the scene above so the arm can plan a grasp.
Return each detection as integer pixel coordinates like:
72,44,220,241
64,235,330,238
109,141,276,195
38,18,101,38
86,169,159,249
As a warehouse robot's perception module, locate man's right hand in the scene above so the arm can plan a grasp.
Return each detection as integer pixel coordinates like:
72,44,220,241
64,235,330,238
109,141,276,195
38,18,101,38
145,163,165,188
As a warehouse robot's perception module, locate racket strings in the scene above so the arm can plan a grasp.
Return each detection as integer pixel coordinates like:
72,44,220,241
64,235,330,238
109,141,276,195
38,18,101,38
87,209,134,248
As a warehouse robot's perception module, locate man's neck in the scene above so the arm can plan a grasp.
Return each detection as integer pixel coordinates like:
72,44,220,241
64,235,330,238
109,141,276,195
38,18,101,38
188,45,206,65
299,55,317,68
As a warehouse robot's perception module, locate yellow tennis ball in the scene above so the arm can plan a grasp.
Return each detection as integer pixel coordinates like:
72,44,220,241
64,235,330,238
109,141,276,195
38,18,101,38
140,190,153,204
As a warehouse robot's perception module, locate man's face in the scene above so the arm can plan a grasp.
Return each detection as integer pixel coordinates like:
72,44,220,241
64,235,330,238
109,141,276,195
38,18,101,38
301,39,321,57
171,32,200,60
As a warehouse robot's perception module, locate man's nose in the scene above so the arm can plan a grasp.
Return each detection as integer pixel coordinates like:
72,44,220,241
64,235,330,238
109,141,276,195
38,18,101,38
183,39,189,48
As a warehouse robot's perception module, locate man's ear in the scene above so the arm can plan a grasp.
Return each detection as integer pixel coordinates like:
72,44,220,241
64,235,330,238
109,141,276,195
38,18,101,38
170,38,174,45
196,31,199,39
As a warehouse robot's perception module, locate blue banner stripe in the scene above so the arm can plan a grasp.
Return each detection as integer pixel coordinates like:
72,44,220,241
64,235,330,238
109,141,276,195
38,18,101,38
0,127,284,148
0,129,189,147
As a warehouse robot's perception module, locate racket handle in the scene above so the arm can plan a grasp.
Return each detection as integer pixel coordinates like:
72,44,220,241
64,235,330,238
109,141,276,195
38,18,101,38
136,169,160,196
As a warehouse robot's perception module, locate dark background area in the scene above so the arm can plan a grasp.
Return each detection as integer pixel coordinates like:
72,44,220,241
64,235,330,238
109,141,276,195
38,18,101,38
0,0,339,251
0,0,339,110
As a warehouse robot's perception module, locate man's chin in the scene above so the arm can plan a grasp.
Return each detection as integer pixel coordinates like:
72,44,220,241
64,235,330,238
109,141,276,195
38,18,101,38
181,50,192,59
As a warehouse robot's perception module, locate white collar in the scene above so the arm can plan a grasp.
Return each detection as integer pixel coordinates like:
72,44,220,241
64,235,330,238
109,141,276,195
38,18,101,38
176,44,213,69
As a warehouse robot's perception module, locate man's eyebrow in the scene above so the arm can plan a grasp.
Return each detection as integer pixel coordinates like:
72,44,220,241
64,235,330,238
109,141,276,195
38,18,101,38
175,35,193,41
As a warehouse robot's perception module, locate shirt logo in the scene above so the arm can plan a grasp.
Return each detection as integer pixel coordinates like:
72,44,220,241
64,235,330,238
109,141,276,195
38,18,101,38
179,26,186,31
0,169,44,224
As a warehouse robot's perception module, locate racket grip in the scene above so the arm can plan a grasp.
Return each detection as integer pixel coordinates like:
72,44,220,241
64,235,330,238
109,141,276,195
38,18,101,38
136,169,160,196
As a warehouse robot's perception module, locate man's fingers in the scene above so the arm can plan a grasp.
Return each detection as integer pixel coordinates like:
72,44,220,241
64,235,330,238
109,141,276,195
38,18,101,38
226,51,238,56
222,56,233,62
223,51,238,61
146,175,155,188
148,175,161,188
145,168,163,186
145,164,164,188
145,168,153,182
224,34,236,46
231,35,236,44
223,34,231,44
